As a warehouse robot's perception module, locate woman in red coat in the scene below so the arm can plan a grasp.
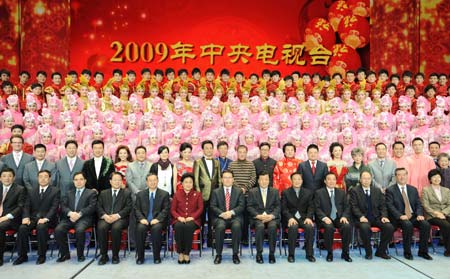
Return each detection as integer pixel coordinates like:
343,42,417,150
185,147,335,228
171,172,203,264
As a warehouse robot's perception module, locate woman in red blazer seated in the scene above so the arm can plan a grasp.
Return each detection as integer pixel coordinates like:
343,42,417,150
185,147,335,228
171,172,203,264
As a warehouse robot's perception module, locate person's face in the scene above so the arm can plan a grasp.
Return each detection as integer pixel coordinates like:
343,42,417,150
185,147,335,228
38,172,50,186
346,73,355,82
429,75,438,85
438,157,449,169
118,149,128,161
110,174,123,190
218,145,228,157
113,73,122,82
332,146,342,160
73,174,87,189
258,175,270,189
412,140,424,154
415,75,424,84
395,170,408,185
159,148,169,160
182,177,194,192
20,74,30,84
92,143,104,157
203,143,214,158
430,174,442,185
325,174,337,189
135,148,146,162
296,91,305,100
403,76,411,84
127,74,136,82
181,148,192,161
155,74,163,82
206,72,214,81
193,72,201,80
52,75,62,85
343,135,352,145
367,74,376,83
11,138,23,151
284,146,295,158
375,144,387,158
0,171,14,186
116,133,125,142
65,143,77,157
426,89,436,98
291,174,303,188
360,172,372,188
429,144,440,157
307,147,318,161
260,145,270,158
237,147,247,160
352,153,363,164
303,75,311,84
34,147,46,161
393,144,404,158
37,73,46,83
222,172,234,187
94,74,104,84
3,86,12,95
146,175,158,190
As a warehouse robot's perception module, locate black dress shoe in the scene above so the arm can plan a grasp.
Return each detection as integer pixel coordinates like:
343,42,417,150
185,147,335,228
326,252,333,262
36,256,46,265
112,256,120,264
78,255,86,262
404,252,413,260
154,258,161,264
56,254,71,263
232,254,240,264
214,255,222,264
444,250,450,257
375,252,391,260
418,252,433,260
256,254,264,264
98,255,109,265
287,255,295,263
306,255,316,262
269,254,276,264
13,256,28,265
365,253,373,260
0,259,3,266
341,253,352,262
185,259,190,264
136,258,144,265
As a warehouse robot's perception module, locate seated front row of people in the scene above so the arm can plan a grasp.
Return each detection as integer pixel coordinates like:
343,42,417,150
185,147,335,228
0,166,443,267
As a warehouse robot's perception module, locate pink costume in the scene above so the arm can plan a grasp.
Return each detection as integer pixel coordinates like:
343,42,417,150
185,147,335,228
0,110,13,145
339,127,357,165
22,112,38,145
187,130,204,161
289,129,307,161
248,96,263,125
411,111,431,146
267,128,284,161
328,97,343,132
125,114,140,152
82,122,104,160
286,97,300,129
38,124,59,162
438,127,450,153
407,153,436,196
6,95,23,125
108,124,129,161
199,110,218,142
316,128,332,162
362,97,377,129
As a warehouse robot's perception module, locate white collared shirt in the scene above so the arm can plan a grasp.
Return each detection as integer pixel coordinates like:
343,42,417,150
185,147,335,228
362,187,370,196
13,151,23,166
36,159,44,171
39,185,49,194
112,188,120,197
205,157,213,177
94,156,103,178
67,156,76,170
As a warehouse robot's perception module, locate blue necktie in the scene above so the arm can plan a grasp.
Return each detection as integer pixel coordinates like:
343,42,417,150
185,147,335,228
75,189,81,210
147,192,154,222
330,190,337,220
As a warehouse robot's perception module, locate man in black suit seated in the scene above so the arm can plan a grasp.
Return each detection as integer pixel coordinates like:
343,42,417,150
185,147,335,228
210,169,245,265
386,167,432,260
97,172,132,265
55,171,97,263
349,170,394,260
14,170,60,265
314,172,352,262
135,173,170,265
281,172,315,263
297,144,328,192
247,171,280,264
0,168,26,266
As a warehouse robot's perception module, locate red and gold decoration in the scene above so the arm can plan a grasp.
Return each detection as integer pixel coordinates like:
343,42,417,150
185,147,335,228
327,44,361,77
0,0,20,77
338,15,370,49
328,1,352,32
303,18,336,51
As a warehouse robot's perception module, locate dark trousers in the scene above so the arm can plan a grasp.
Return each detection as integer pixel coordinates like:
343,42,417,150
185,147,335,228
252,220,278,255
286,219,314,257
135,222,163,260
55,220,91,257
392,218,430,254
214,218,241,256
356,219,394,255
319,219,351,254
428,217,450,252
97,219,128,257
173,221,198,254
201,200,212,245
17,220,52,257
0,220,18,258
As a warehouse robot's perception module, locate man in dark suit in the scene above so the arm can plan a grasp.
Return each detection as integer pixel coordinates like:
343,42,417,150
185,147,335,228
55,171,97,262
0,168,26,266
210,169,245,264
135,173,170,264
297,144,327,192
23,144,57,190
194,140,221,246
281,172,315,263
97,172,132,265
386,167,432,260
247,171,280,264
0,135,34,186
253,142,276,187
82,140,115,193
349,170,394,260
314,172,352,262
13,170,60,265
56,140,84,197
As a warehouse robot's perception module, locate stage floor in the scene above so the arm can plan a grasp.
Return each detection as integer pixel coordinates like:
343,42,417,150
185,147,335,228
0,245,447,279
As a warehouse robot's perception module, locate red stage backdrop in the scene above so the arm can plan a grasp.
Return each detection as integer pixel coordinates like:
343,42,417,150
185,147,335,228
0,0,448,79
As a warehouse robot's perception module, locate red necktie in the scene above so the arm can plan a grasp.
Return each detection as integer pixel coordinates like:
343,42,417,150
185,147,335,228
225,189,230,211
311,161,316,175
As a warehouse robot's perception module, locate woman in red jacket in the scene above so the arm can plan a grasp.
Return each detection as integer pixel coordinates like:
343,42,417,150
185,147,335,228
171,172,203,264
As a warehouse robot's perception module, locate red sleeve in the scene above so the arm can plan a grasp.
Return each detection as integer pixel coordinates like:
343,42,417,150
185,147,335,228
191,193,204,221
170,193,181,220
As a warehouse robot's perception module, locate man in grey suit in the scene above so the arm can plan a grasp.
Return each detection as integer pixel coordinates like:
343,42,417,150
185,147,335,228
56,140,84,197
0,135,34,186
368,143,397,193
23,144,57,190
297,144,328,192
